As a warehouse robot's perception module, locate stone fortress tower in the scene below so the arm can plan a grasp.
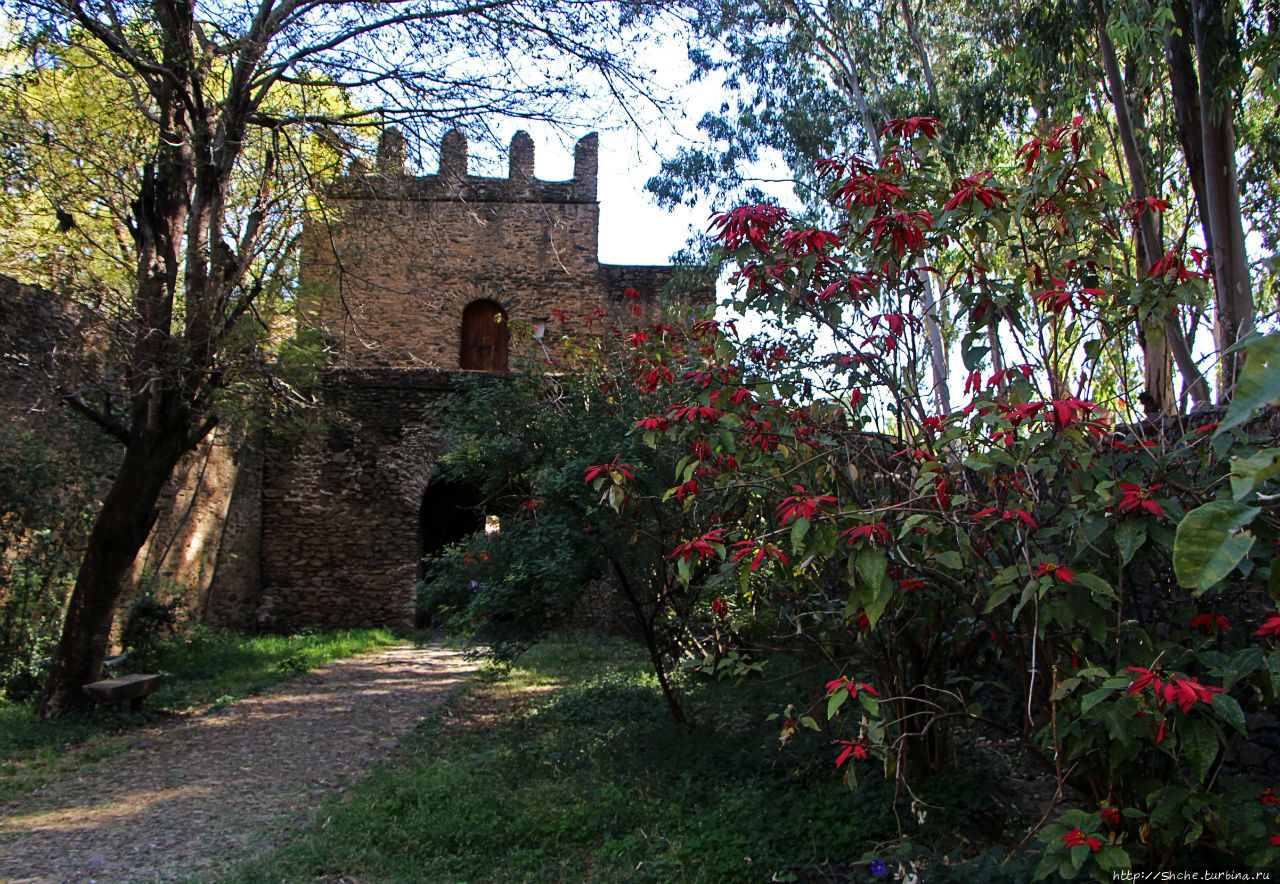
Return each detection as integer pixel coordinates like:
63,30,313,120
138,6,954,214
184,128,702,630
302,127,676,370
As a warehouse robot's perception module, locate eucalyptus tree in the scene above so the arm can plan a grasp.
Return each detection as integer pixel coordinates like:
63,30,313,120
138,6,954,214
1,0,698,717
655,0,1272,412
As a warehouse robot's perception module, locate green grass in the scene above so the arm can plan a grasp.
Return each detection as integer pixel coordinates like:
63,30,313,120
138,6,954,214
0,627,400,800
218,632,1033,884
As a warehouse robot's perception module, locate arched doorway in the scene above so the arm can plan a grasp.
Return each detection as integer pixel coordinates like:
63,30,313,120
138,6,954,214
460,300,509,370
417,478,484,583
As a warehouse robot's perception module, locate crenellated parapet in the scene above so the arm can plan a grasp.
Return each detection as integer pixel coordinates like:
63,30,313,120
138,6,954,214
331,127,599,204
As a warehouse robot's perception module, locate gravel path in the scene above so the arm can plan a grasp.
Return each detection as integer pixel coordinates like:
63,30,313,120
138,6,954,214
0,643,476,883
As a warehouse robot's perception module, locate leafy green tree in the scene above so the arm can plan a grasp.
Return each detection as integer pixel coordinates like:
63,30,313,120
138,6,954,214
1,0,699,717
421,325,727,725
659,0,1275,411
604,118,1280,873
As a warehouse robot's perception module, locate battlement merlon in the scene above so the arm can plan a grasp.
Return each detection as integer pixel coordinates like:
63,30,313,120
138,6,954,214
330,128,598,203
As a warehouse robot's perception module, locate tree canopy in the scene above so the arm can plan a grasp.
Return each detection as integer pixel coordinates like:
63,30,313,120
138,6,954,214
0,0,699,716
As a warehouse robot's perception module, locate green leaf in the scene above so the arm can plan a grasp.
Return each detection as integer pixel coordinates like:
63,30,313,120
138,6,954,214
1230,448,1280,501
855,548,887,588
1212,692,1248,736
827,687,849,720
934,550,963,570
789,516,810,552
1080,686,1115,715
1094,844,1130,872
864,577,893,628
1072,571,1117,601
1218,332,1280,435
1173,501,1259,592
1180,717,1218,785
1221,647,1265,692
1051,676,1080,701
1116,520,1146,566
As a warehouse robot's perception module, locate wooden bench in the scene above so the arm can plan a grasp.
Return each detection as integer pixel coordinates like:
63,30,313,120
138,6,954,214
83,673,163,712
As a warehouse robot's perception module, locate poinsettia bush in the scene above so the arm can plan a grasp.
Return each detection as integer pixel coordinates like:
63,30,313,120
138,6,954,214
591,118,1280,876
419,324,760,724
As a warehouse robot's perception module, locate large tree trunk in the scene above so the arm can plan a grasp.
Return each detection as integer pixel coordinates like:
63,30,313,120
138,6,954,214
1188,0,1253,398
1165,0,1215,262
39,392,193,717
1097,15,1208,411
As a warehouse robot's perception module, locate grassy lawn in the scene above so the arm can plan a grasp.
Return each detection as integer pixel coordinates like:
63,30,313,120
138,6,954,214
220,633,1035,883
0,627,400,801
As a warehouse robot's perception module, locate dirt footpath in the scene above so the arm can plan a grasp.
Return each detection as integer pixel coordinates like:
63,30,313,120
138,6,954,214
0,643,476,883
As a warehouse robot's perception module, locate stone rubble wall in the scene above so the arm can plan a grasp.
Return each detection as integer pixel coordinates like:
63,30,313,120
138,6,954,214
254,369,461,630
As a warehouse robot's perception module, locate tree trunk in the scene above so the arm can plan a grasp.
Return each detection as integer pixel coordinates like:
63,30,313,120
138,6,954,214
39,393,193,718
1189,0,1254,398
1097,15,1206,411
1165,0,1215,262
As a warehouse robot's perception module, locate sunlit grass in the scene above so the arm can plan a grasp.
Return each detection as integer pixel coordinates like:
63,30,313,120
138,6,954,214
220,632,931,884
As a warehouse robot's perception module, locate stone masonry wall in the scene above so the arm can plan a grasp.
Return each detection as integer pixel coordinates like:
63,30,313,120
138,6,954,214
300,129,679,369
255,369,460,629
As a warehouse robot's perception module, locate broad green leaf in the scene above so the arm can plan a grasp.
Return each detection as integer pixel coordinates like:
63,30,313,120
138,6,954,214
789,516,810,552
1073,571,1117,601
1180,717,1218,785
1218,332,1280,435
1230,448,1280,501
1221,647,1265,691
1051,676,1080,701
1116,520,1146,566
1173,501,1259,592
1080,686,1115,715
855,548,887,588
858,692,880,717
864,577,893,628
1094,844,1130,872
934,550,963,569
1211,692,1248,736
826,687,849,720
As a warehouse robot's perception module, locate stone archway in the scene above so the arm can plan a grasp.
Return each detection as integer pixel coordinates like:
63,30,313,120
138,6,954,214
416,477,485,584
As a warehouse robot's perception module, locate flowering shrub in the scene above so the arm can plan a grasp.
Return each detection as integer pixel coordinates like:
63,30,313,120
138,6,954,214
595,117,1280,875
424,114,1280,875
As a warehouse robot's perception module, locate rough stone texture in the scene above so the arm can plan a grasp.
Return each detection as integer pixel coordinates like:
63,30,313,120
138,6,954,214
255,369,461,630
299,130,680,370
2,132,707,635
128,427,254,610
240,130,706,630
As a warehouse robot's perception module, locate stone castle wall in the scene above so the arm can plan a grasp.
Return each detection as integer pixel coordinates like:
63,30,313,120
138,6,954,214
301,130,677,370
0,133,706,635
254,369,458,629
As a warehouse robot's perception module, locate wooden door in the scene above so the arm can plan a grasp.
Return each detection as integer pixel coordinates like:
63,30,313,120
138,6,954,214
460,300,508,370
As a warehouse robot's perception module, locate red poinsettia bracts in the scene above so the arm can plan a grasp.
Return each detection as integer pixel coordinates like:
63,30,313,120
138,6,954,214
882,116,939,140
777,486,838,525
840,523,890,546
670,529,726,563
1062,828,1101,851
835,740,869,768
730,541,789,572
825,677,878,699
584,456,634,484
1117,483,1165,518
1190,613,1230,633
1254,612,1280,637
709,204,790,250
943,172,1007,212
1033,562,1075,583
